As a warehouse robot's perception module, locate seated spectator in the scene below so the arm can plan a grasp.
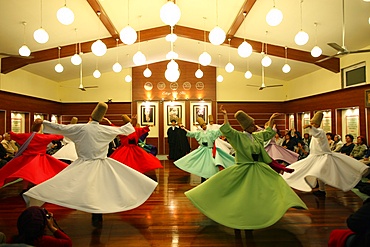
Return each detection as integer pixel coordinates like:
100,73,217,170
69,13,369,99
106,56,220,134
328,198,370,247
1,133,19,159
296,140,309,160
350,136,368,160
46,139,63,155
282,133,297,152
289,128,302,143
332,134,344,152
339,134,355,156
10,206,72,247
302,133,311,148
274,133,284,146
326,132,335,150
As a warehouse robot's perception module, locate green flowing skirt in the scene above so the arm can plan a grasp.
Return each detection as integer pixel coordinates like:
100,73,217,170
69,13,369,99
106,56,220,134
185,161,307,230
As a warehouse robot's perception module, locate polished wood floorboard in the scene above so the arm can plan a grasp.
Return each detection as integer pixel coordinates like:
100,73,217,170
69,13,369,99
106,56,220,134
0,159,364,247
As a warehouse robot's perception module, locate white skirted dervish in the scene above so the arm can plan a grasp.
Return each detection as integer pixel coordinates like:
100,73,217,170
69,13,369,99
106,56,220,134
52,117,78,162
24,102,158,213
282,111,369,193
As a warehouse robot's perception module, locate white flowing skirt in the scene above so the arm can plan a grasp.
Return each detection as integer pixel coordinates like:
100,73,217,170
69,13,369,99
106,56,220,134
52,142,78,161
282,152,368,192
24,157,158,213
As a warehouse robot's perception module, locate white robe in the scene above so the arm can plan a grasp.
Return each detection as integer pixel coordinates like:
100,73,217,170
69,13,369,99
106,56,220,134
24,121,158,213
52,137,78,161
282,127,368,192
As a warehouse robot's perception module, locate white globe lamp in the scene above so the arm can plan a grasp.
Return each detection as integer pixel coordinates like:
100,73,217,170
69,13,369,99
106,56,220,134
282,63,291,73
143,67,152,78
125,74,132,82
195,69,203,78
216,74,224,82
244,70,252,79
112,62,122,73
71,53,82,65
209,26,226,45
266,7,283,27
294,30,309,46
91,39,107,56
167,60,179,70
165,68,180,82
54,63,64,73
93,69,101,78
133,51,146,66
19,45,31,57
57,6,74,25
199,52,212,66
311,46,322,57
238,41,253,58
160,1,181,27
225,62,234,73
261,54,272,67
33,28,49,44
120,25,137,45
166,51,178,60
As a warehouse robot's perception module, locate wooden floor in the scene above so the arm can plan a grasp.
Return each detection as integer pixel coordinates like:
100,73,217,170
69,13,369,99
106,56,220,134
0,159,365,247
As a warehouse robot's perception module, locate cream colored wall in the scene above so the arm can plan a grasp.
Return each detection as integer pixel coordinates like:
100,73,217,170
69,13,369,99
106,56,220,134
216,68,287,102
59,68,132,102
286,50,370,101
0,69,60,101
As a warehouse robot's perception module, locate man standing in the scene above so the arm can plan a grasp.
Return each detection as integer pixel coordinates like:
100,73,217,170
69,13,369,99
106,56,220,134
167,119,178,160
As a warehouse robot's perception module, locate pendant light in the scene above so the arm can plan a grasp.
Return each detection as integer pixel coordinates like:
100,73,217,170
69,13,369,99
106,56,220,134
55,47,64,73
91,11,107,57
93,58,101,78
166,26,179,60
71,28,82,65
266,0,283,27
238,12,253,58
310,22,322,57
112,39,122,73
19,22,31,57
261,43,272,67
225,39,234,73
34,0,49,44
143,64,152,78
198,17,212,66
209,0,226,45
282,46,291,73
120,0,137,45
57,0,74,25
245,60,252,79
195,64,203,78
294,0,309,46
133,16,146,66
216,54,223,83
160,0,181,27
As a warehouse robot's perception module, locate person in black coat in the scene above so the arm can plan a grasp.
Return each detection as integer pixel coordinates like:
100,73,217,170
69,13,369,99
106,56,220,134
167,119,179,160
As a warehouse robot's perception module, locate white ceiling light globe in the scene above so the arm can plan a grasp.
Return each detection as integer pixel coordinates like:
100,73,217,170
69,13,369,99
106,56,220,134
244,70,252,79
216,74,224,83
19,45,31,57
225,62,234,73
91,39,107,56
160,1,181,27
238,41,253,58
125,74,132,82
282,63,291,73
165,68,180,82
33,28,49,44
133,51,146,66
199,51,212,66
209,26,226,45
311,46,322,57
93,69,101,78
112,62,122,73
71,53,82,65
54,63,64,73
261,55,272,67
195,69,203,78
143,67,152,78
166,50,179,60
57,6,74,25
167,59,179,70
266,7,283,27
165,33,178,42
119,25,137,45
294,30,309,46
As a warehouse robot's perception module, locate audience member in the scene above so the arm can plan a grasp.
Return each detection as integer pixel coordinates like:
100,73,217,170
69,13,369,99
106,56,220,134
296,140,309,160
302,133,311,148
339,134,355,156
282,133,297,152
1,133,19,159
332,134,344,152
350,136,368,160
326,132,335,150
274,133,284,146
10,206,72,247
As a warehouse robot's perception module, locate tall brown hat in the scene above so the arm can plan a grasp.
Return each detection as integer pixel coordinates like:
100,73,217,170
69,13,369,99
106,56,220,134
177,118,183,125
122,114,131,125
70,117,78,124
208,115,214,123
311,111,323,126
235,110,254,130
91,102,108,122
197,117,206,126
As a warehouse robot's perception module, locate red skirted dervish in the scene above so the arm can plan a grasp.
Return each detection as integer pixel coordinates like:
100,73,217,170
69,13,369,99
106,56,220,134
109,115,163,174
0,119,68,189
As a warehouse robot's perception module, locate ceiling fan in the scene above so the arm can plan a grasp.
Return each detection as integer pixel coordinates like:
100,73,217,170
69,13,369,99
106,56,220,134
0,52,34,59
78,62,98,91
316,0,370,63
246,66,283,90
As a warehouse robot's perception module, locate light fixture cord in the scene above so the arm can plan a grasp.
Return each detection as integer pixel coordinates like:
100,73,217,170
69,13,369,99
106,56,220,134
40,0,43,27
127,0,130,25
116,39,119,62
22,22,26,44
228,38,231,62
314,22,318,45
300,0,303,30
216,0,219,26
138,16,141,50
272,0,276,7
285,46,288,63
74,29,78,53
58,46,61,63
203,17,207,51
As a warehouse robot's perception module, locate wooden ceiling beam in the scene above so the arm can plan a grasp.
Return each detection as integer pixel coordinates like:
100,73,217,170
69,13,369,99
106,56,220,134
227,0,257,38
86,0,119,39
1,26,339,74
